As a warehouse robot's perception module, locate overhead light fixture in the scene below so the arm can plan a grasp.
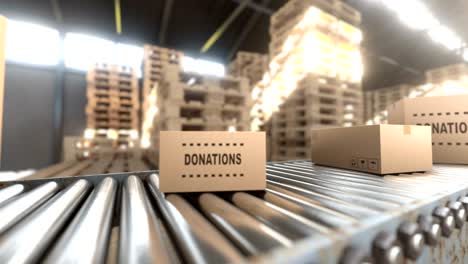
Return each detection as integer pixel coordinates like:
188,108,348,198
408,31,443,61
372,0,467,60
187,77,196,86
83,128,96,139
427,25,463,51
64,33,144,75
6,20,60,66
181,56,225,77
114,43,144,77
64,33,114,71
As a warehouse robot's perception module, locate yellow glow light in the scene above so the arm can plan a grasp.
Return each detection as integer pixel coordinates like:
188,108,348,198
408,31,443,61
250,6,363,128
107,129,118,140
84,129,95,139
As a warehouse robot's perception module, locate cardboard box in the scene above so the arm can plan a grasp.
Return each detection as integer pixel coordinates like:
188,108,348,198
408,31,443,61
311,125,432,174
388,95,468,164
159,131,266,192
0,17,5,165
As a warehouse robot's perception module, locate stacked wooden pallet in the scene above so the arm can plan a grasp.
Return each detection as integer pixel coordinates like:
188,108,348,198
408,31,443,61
364,64,468,125
145,64,251,164
250,0,363,161
364,84,413,124
364,91,374,122
86,63,139,142
142,44,184,143
372,84,413,115
269,0,361,60
142,44,183,100
228,51,269,89
269,75,362,161
426,63,468,84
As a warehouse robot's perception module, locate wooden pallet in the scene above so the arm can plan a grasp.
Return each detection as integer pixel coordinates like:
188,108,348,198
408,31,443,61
86,105,137,114
270,0,360,32
229,51,269,86
142,44,184,99
152,117,249,132
87,77,138,89
89,63,137,74
426,63,468,84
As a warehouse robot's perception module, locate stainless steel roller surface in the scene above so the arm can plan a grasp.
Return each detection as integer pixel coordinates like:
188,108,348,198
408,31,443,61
147,173,206,264
269,164,424,199
119,175,174,264
231,192,323,240
267,169,410,205
166,194,245,264
267,174,399,211
0,179,91,263
198,193,292,255
266,182,377,219
0,181,59,234
0,184,24,206
44,177,117,263
0,160,465,263
263,186,356,229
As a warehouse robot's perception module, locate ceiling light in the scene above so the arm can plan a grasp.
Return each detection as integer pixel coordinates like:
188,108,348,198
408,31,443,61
6,20,60,66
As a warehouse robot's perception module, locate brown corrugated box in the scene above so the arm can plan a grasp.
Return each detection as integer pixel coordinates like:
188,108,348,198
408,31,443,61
159,131,266,193
388,95,468,164
311,125,432,174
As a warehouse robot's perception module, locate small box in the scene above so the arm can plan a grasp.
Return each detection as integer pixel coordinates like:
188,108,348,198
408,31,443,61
311,125,432,174
388,95,468,164
159,131,266,193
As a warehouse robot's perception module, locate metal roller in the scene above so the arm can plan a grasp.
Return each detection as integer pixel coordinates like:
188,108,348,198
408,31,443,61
267,168,413,204
287,162,435,194
119,175,175,264
198,193,292,255
44,177,117,263
0,160,465,263
270,164,424,198
0,184,24,206
267,174,399,211
147,174,206,264
266,182,376,219
167,194,244,264
263,186,355,229
0,179,91,263
231,192,323,240
0,182,59,234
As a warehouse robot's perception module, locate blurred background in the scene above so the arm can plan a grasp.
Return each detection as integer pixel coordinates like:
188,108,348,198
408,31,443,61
0,0,467,177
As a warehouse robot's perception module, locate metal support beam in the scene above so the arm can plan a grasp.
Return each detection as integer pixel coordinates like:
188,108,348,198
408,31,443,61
50,0,63,24
227,0,272,60
230,0,273,15
200,0,250,53
114,0,122,34
52,30,65,163
159,0,174,45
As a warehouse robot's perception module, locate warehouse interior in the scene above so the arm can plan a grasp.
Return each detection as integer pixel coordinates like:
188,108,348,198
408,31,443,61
0,0,468,263
0,0,466,170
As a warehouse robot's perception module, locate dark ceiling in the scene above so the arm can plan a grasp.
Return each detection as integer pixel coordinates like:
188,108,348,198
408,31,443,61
0,0,467,90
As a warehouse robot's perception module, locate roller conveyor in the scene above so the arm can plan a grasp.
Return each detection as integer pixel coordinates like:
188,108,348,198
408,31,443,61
0,160,467,263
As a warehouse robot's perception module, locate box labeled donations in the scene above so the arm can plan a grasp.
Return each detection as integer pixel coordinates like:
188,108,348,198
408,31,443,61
311,125,432,174
159,131,266,192
388,95,468,164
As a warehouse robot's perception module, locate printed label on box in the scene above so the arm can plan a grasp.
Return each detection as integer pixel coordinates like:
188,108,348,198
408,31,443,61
159,131,266,193
388,96,468,164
